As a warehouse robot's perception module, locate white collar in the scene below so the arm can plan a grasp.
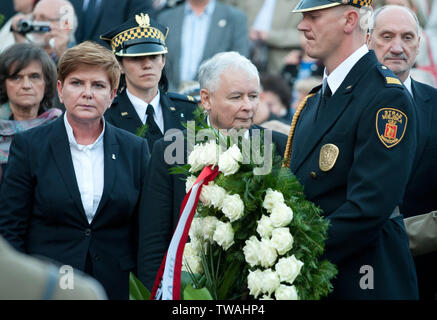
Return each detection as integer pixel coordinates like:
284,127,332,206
403,75,413,97
324,44,369,95
126,89,161,123
64,112,105,150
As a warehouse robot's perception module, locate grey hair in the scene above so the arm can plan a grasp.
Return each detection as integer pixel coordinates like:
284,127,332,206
368,5,420,35
198,51,260,92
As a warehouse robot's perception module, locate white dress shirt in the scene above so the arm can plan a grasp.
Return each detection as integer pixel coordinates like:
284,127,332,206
126,89,164,133
324,44,369,95
252,0,277,32
180,0,216,83
64,113,105,224
403,75,413,97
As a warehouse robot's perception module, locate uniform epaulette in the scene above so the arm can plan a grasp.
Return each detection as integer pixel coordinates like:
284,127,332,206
377,64,403,88
167,92,198,103
309,84,322,95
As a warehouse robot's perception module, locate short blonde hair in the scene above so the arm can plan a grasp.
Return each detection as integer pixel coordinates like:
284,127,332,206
57,41,121,91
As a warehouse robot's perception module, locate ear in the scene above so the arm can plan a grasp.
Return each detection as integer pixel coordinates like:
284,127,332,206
200,88,212,112
366,32,371,47
56,80,64,103
344,9,360,34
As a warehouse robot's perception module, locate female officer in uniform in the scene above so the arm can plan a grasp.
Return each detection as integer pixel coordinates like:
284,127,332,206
101,13,198,150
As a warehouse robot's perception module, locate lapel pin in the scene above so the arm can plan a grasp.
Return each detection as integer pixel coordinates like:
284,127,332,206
121,112,128,116
346,85,352,90
112,154,116,160
169,107,176,111
218,19,226,28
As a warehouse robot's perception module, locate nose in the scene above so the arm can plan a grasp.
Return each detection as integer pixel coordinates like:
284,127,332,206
82,83,92,99
390,37,404,55
140,56,152,69
297,15,309,33
241,95,255,114
22,76,32,89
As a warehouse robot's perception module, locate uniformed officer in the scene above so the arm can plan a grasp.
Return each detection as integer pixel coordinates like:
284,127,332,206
100,13,198,150
284,0,419,299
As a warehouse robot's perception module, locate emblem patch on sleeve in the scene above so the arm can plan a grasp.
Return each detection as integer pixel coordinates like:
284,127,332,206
376,108,408,148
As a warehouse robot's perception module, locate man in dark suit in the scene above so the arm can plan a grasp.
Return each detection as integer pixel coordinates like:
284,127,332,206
101,12,198,150
367,4,437,300
285,0,418,299
71,0,156,44
0,41,149,300
137,51,287,290
157,0,250,91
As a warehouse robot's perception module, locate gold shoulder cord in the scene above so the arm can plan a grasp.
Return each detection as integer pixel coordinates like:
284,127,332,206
282,93,316,168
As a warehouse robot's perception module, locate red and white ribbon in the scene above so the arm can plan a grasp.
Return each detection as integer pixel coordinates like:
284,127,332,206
151,165,219,300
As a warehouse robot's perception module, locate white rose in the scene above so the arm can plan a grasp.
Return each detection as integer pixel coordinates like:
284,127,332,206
275,255,304,284
188,217,203,239
185,175,197,193
188,144,205,173
218,144,242,176
258,238,278,268
270,227,294,255
261,269,280,296
201,140,222,168
182,255,203,274
259,294,274,300
200,182,227,208
262,188,284,212
270,203,293,227
243,236,261,267
188,140,222,173
201,216,219,242
275,284,298,300
213,221,234,250
247,269,263,298
182,242,203,274
221,194,245,222
256,215,274,239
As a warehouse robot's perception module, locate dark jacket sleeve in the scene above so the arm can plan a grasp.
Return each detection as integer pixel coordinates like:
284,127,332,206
0,133,34,252
137,138,175,291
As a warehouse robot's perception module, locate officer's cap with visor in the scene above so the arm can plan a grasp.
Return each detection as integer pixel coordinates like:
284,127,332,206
100,13,168,57
293,0,373,12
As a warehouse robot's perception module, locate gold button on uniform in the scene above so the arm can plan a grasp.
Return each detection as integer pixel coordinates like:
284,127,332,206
310,171,317,179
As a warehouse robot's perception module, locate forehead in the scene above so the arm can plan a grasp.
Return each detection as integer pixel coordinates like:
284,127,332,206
9,60,43,74
217,67,259,91
33,1,62,19
374,8,417,34
65,65,110,82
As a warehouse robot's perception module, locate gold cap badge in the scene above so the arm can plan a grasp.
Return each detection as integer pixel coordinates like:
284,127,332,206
135,13,150,28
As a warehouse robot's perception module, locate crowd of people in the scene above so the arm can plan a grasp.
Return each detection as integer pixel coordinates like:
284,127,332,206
0,0,436,300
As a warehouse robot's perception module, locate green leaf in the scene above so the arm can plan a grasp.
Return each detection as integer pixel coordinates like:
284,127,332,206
129,272,151,300
183,283,213,300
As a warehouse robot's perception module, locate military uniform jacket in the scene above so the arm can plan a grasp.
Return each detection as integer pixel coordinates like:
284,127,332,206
104,90,198,150
290,51,418,299
137,126,288,290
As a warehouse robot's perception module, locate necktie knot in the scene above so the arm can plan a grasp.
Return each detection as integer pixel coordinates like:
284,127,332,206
322,78,332,98
146,104,155,118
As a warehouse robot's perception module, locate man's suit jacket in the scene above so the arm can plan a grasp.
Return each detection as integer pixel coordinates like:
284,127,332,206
0,116,149,300
104,90,198,150
157,2,250,91
290,51,418,299
137,126,287,290
400,79,437,300
71,0,156,44
401,79,437,216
